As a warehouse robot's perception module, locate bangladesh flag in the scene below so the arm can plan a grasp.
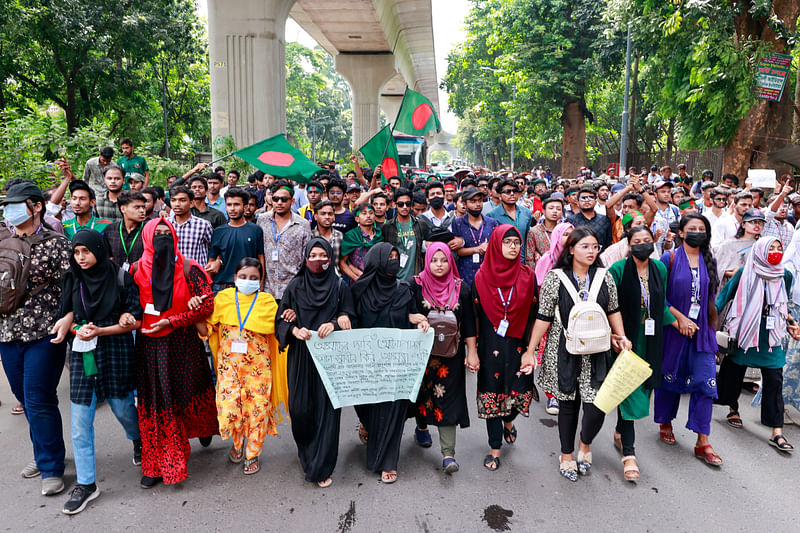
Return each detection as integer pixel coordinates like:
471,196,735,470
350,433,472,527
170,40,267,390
234,134,321,183
359,125,401,182
393,87,441,136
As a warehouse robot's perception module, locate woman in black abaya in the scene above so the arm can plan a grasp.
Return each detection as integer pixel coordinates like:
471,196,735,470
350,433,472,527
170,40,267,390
351,242,429,483
276,238,354,488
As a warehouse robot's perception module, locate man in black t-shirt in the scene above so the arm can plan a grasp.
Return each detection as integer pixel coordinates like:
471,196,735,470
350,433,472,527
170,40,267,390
326,178,356,234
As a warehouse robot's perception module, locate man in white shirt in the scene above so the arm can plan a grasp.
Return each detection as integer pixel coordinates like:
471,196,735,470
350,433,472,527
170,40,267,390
711,190,753,249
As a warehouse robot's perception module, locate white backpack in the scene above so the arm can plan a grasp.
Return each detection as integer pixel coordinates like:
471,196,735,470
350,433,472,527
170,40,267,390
553,268,611,355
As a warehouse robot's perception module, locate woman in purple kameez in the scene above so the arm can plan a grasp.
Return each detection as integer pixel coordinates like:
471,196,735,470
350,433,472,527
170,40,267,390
653,214,723,466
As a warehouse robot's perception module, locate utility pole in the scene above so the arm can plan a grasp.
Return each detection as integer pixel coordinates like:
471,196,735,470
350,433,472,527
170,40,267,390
619,22,633,175
162,75,170,158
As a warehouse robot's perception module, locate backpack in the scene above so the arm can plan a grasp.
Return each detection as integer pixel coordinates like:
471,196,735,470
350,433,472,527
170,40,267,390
553,267,611,355
0,226,54,314
427,289,460,358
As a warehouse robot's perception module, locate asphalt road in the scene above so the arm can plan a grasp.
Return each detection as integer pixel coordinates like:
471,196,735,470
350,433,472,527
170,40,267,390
0,365,798,532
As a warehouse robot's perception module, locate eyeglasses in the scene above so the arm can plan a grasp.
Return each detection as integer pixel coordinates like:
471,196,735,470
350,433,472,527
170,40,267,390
395,201,412,207
744,219,765,225
327,190,343,196
273,196,291,203
575,243,602,252
502,239,521,247
579,196,596,202
500,189,516,195
713,197,726,202
478,183,489,188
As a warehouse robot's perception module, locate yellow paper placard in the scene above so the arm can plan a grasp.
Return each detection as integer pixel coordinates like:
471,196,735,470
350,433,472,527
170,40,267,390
593,350,653,414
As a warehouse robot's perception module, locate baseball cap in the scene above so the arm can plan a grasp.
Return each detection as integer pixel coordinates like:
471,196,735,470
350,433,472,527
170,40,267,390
653,179,672,190
0,181,45,205
461,187,484,201
126,172,145,183
542,192,565,207
346,183,362,193
742,208,766,222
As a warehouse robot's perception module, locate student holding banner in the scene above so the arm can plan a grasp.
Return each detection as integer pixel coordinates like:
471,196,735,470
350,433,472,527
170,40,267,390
351,242,427,484
469,225,539,472
410,242,477,474
608,226,676,482
276,238,355,488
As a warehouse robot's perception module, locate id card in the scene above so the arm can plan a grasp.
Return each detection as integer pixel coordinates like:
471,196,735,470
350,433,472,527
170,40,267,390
231,341,248,354
271,249,279,262
72,336,98,353
496,319,509,337
144,303,160,316
688,303,700,320
122,261,130,272
472,253,481,263
766,316,776,330
644,318,655,336
399,253,409,269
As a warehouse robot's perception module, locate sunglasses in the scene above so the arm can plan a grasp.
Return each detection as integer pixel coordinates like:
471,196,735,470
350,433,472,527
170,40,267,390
579,196,596,201
273,196,291,203
395,201,412,207
328,190,343,196
500,189,516,195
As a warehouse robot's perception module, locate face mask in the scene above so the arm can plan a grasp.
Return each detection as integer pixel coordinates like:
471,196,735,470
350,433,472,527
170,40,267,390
467,208,482,218
767,251,783,265
684,231,707,248
429,197,444,210
153,233,174,268
2,202,31,227
385,258,401,277
630,242,654,260
306,258,330,274
235,279,260,295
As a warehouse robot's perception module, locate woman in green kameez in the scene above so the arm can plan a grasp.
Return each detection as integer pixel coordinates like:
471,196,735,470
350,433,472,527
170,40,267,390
608,226,676,482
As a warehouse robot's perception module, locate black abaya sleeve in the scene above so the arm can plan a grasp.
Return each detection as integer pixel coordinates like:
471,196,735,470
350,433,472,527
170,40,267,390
458,282,477,340
333,280,356,330
276,285,297,350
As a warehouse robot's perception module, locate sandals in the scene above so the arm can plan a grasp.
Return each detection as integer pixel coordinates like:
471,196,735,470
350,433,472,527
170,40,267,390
559,458,578,482
726,411,743,429
694,444,723,466
317,477,333,488
659,424,677,445
503,425,517,445
621,456,639,483
380,471,397,484
769,434,794,453
11,403,24,415
229,445,245,464
357,424,368,444
576,449,592,475
243,457,260,475
483,454,500,471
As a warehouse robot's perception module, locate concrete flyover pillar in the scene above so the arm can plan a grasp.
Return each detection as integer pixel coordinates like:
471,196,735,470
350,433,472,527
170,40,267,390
380,94,404,126
208,0,295,149
335,53,397,149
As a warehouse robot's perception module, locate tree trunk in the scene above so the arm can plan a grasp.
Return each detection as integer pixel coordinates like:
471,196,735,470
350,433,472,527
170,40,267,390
65,83,77,136
666,118,675,162
793,57,800,143
562,99,586,179
723,0,799,178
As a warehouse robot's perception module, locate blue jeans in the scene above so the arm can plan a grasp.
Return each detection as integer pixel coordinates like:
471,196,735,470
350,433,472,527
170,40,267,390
72,390,140,485
0,336,67,478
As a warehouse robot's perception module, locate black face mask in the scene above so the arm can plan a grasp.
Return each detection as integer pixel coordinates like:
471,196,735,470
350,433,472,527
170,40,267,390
153,233,174,269
684,231,707,248
630,242,654,260
467,208,482,218
385,258,400,277
429,197,444,210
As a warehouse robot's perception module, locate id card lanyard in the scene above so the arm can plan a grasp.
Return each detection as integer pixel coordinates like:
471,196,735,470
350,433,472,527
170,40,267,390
271,219,283,262
573,271,591,301
119,222,143,270
688,267,701,320
640,277,655,336
232,289,258,353
496,287,513,337
764,279,784,331
468,218,485,263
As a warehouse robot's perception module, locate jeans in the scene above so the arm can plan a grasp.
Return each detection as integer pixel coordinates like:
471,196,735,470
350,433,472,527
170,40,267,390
0,336,67,478
72,390,140,485
557,395,606,454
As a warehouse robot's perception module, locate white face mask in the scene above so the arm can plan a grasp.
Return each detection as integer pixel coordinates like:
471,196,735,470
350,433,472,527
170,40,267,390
2,202,31,227
235,279,260,295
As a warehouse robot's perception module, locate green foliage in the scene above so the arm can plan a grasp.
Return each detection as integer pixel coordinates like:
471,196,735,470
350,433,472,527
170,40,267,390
429,150,451,164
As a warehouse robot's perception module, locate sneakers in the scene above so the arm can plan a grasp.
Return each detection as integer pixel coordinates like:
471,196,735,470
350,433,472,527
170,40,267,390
546,396,559,415
198,436,213,447
140,475,162,489
133,439,142,466
21,460,40,478
414,427,433,448
442,457,459,474
41,476,65,496
62,484,99,514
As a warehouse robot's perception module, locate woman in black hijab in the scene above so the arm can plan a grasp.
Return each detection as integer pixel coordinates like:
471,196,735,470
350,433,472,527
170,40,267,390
351,242,428,483
55,229,143,513
276,237,355,488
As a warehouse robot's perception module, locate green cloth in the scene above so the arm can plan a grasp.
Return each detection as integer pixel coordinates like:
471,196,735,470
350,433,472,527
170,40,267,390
395,220,416,281
62,215,112,241
609,258,676,420
393,87,442,136
117,154,148,189
233,133,321,183
340,225,384,259
359,125,400,182
715,267,793,369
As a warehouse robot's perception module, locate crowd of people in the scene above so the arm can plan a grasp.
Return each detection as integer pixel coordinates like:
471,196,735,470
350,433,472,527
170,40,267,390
2,147,800,515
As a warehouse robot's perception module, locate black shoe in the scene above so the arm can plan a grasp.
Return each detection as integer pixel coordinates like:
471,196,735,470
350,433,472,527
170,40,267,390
140,475,161,489
199,436,212,447
62,484,99,515
132,439,142,466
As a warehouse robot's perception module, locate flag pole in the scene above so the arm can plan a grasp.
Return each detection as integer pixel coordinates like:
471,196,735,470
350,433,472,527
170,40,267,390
378,86,409,167
208,152,236,166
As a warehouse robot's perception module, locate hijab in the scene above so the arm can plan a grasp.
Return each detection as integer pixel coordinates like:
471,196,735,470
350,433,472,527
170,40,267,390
474,224,537,339
62,229,122,322
729,236,788,350
290,237,347,328
351,242,409,316
415,241,461,308
535,222,573,284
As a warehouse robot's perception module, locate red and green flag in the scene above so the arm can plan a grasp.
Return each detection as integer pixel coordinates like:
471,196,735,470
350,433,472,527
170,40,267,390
359,125,401,182
393,87,441,136
234,134,321,183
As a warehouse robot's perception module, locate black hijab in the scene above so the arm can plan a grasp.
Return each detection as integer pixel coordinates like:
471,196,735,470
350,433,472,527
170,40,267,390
351,242,409,316
151,229,175,311
619,254,665,389
62,229,122,322
290,237,345,327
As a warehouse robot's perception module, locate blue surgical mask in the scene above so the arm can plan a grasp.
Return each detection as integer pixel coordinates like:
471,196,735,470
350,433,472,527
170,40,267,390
235,279,260,295
2,202,31,227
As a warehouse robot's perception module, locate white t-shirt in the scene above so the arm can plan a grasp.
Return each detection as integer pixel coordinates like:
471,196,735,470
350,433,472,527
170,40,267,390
711,214,739,249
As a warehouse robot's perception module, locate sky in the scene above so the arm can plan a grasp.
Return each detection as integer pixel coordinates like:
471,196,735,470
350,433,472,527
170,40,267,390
197,0,470,134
